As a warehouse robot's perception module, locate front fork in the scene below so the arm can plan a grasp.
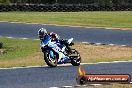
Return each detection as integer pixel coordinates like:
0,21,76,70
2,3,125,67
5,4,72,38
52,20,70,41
49,50,54,58
41,47,54,58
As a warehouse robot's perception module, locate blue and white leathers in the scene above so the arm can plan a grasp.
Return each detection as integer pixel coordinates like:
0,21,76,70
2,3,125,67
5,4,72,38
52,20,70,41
40,36,68,63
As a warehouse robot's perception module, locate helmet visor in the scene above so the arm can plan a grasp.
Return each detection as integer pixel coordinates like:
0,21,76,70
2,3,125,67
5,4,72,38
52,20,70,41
38,32,46,39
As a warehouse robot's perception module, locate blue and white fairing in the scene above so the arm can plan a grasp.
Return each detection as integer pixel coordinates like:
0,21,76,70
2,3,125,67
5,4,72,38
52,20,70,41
40,36,57,59
40,36,74,63
40,36,52,48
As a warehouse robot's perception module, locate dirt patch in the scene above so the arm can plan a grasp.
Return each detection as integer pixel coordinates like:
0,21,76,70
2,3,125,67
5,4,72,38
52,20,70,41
73,44,132,63
0,52,44,67
0,44,132,67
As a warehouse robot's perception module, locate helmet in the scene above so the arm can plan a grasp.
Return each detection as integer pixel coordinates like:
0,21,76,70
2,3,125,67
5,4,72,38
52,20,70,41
38,28,47,39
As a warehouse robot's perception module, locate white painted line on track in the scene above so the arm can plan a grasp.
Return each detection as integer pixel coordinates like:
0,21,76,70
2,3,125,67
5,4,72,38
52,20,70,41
50,82,132,88
74,85,81,87
5,21,86,28
109,44,115,46
81,42,131,47
1,35,132,69
121,45,127,47
61,86,73,88
81,60,132,65
0,21,41,25
81,85,87,87
1,35,132,47
105,28,112,29
112,60,132,63
1,60,132,70
7,37,13,38
95,43,102,45
33,39,39,40
0,65,46,70
1,21,130,30
89,84,102,86
82,42,89,44
5,36,40,41
21,38,29,39
0,64,73,69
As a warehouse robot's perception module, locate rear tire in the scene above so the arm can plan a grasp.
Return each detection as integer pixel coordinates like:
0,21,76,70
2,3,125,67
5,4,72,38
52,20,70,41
43,50,57,67
70,49,81,66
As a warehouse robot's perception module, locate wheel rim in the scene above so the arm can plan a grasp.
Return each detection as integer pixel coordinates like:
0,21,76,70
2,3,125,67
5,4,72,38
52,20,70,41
72,50,81,64
47,53,57,65
73,55,81,64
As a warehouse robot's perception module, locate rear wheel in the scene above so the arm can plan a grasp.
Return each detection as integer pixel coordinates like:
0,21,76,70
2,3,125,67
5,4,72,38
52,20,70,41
70,49,81,66
43,50,57,67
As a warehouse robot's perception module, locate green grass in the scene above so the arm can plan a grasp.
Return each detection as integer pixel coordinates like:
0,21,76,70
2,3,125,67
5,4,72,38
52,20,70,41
0,37,44,67
0,37,40,60
0,37,132,67
0,12,132,28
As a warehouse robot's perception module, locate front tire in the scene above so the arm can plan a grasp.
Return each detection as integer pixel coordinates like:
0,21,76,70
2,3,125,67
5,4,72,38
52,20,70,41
70,49,81,66
43,50,57,67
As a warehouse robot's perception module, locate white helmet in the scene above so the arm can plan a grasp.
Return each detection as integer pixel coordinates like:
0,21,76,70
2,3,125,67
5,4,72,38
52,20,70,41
38,28,47,39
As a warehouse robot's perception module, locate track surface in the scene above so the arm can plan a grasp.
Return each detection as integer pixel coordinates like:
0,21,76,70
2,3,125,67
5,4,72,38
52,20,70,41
0,22,132,46
0,62,132,88
0,22,132,88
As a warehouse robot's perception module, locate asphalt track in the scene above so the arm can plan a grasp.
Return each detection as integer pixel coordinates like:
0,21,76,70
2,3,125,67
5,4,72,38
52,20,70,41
0,22,132,88
0,62,132,88
0,22,132,46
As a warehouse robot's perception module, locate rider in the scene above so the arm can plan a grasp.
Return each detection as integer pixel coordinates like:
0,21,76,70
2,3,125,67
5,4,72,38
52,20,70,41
38,28,65,50
38,28,67,63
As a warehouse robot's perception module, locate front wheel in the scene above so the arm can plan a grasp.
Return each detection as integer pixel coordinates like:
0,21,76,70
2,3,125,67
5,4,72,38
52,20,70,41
43,50,57,67
70,49,81,66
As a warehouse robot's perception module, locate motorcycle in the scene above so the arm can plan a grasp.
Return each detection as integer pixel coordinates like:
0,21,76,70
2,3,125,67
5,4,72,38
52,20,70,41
40,35,81,67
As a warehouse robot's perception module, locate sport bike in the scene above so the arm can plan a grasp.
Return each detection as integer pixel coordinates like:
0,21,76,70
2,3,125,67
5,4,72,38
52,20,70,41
40,35,81,67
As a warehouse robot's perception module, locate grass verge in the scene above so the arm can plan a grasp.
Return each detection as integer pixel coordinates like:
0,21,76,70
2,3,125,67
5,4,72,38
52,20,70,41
0,12,132,28
0,37,43,67
0,37,132,67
